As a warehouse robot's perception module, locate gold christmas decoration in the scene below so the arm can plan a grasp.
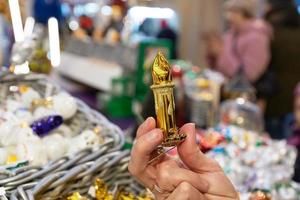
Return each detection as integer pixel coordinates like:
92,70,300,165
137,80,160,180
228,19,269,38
151,52,186,147
94,178,113,200
67,192,88,200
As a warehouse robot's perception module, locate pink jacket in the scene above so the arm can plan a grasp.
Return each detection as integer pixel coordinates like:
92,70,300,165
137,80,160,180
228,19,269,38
216,20,273,82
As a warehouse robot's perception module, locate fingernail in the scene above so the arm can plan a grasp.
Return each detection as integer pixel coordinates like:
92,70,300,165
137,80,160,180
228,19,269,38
192,123,195,129
145,117,151,127
147,130,160,141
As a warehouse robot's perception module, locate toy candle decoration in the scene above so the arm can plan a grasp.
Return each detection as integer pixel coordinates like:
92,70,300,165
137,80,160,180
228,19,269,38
151,52,186,147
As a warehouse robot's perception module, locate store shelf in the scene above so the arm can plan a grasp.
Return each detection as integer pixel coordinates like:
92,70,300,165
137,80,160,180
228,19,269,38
58,52,123,92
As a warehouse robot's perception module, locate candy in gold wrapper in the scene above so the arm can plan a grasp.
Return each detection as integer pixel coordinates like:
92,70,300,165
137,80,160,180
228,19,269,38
94,178,113,200
151,52,186,147
66,179,153,200
249,190,272,200
67,192,89,200
116,189,154,200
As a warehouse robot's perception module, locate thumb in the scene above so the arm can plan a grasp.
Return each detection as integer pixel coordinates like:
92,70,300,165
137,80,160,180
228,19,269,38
177,123,221,172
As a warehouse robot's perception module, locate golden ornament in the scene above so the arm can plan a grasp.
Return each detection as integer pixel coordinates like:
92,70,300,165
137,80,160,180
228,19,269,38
151,52,186,147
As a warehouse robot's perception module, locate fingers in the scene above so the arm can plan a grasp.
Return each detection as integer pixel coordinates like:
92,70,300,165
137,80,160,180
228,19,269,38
166,182,206,200
136,117,156,139
156,160,209,193
128,128,163,186
177,123,221,173
177,124,237,199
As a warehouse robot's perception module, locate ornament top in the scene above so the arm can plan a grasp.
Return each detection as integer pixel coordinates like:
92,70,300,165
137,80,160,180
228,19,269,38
152,52,172,85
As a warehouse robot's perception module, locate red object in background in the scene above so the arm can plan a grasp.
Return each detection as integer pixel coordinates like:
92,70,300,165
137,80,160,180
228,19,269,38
160,19,168,29
79,15,94,30
197,130,225,153
79,15,93,30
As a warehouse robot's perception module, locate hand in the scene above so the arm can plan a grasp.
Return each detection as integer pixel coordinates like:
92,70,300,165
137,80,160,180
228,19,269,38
128,117,238,200
205,33,224,57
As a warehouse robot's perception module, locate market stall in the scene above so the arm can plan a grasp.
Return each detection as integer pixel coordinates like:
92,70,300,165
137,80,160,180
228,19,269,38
0,0,300,199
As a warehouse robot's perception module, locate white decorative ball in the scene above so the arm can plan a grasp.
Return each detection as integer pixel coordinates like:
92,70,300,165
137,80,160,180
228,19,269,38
33,107,56,120
56,124,75,138
5,127,39,146
52,93,77,120
68,130,100,154
0,123,13,146
16,141,47,166
21,88,41,107
0,148,8,165
6,100,23,112
42,134,68,160
15,109,33,124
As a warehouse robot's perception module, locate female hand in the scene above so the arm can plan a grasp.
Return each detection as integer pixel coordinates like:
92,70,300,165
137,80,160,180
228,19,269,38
205,33,224,57
128,117,239,200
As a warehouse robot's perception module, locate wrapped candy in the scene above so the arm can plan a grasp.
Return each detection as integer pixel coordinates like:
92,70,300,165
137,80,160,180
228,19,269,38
5,126,39,146
14,108,33,124
16,140,48,165
31,93,77,120
249,190,271,200
0,148,8,164
20,88,41,107
31,97,53,111
67,192,88,200
56,124,75,138
30,115,63,137
52,93,77,120
68,129,104,154
6,99,23,113
205,126,298,197
198,129,225,152
0,86,96,166
42,134,69,160
94,178,113,200
33,107,56,120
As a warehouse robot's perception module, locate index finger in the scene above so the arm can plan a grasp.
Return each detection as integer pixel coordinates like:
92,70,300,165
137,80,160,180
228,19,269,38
129,128,163,174
136,117,156,139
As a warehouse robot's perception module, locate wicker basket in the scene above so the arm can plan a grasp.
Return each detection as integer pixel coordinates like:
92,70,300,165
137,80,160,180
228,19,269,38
9,150,145,200
0,72,126,198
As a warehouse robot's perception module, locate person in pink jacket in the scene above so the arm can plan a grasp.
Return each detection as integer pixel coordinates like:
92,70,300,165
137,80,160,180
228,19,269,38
207,0,273,84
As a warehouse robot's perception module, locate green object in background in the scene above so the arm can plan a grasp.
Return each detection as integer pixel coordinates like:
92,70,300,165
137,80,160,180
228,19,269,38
135,40,173,102
99,39,173,118
106,76,134,117
107,96,133,117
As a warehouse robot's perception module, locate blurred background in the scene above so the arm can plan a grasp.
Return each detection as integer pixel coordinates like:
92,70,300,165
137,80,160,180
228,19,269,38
1,0,300,198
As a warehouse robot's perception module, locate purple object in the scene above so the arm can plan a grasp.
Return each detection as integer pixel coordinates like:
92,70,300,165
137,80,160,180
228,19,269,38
31,115,63,137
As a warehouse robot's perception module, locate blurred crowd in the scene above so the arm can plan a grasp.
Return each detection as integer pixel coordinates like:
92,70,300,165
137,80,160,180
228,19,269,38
205,0,300,140
204,0,300,182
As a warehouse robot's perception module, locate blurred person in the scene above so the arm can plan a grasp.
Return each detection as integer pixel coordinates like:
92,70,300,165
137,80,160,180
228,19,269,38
102,6,124,38
157,20,178,59
287,83,300,182
206,0,273,113
264,0,300,138
128,118,238,200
